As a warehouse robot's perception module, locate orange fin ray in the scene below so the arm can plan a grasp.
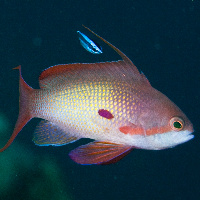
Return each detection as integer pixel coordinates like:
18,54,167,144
69,141,133,165
0,66,33,152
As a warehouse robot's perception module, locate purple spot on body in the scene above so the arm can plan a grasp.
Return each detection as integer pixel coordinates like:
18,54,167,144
98,109,114,119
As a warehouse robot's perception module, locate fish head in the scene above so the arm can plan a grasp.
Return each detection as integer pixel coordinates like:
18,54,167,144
127,87,194,150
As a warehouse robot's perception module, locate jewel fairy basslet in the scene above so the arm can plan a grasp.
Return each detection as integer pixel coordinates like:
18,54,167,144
0,26,194,165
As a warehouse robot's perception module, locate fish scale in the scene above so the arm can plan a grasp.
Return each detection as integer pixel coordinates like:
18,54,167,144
31,79,140,141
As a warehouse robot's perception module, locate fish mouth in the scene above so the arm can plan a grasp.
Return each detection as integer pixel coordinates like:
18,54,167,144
175,130,194,144
126,129,194,150
154,130,194,149
134,130,194,150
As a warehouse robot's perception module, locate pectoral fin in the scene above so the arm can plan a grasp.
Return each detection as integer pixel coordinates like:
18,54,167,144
33,120,79,146
69,141,133,165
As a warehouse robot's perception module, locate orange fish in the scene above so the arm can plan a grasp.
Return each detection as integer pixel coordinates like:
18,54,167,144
0,27,194,165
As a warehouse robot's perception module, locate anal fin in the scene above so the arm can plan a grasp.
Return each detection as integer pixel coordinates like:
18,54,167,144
69,141,132,165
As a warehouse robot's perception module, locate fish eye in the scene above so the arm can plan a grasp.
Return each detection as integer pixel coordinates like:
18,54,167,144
170,117,184,131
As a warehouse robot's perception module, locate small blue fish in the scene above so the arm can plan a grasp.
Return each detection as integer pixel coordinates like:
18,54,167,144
77,31,103,54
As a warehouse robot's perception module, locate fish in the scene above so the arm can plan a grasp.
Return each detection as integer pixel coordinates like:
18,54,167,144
0,26,194,165
77,31,103,54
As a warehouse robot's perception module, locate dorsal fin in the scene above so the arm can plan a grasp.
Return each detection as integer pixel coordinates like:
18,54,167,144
82,25,140,75
39,61,141,89
39,27,142,89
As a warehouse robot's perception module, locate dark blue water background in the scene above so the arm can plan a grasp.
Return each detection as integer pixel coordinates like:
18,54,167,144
0,1,199,199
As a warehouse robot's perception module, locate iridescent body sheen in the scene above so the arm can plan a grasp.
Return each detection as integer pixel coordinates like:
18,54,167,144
0,27,194,165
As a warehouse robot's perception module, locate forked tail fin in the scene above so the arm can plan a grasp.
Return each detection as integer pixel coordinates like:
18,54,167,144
0,66,33,152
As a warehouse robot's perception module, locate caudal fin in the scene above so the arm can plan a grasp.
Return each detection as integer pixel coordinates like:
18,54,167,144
0,66,33,152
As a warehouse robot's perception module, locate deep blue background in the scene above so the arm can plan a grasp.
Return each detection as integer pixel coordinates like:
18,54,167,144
0,0,199,200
